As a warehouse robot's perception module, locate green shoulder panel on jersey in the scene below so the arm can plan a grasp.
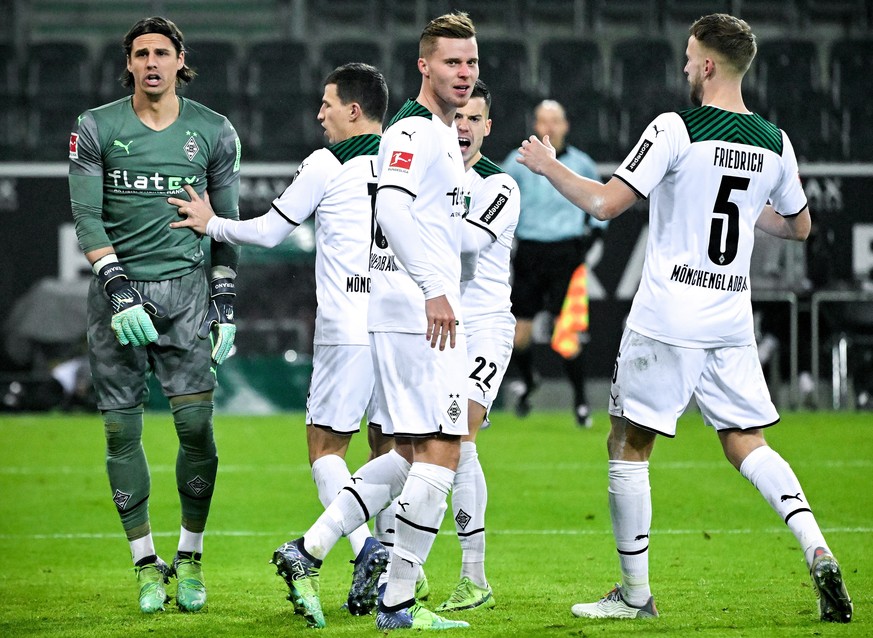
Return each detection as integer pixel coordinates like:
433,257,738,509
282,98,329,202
387,99,433,127
472,155,504,179
679,106,783,155
328,133,381,163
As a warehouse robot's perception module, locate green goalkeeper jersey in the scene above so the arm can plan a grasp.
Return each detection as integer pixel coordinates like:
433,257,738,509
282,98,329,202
69,95,241,280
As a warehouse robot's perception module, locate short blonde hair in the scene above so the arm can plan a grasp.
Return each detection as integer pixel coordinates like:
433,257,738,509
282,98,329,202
419,12,476,60
690,13,757,75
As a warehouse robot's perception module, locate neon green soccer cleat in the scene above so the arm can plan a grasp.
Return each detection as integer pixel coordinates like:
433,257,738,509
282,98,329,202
435,577,495,612
376,602,471,630
173,552,207,612
416,570,430,601
271,538,325,629
135,557,171,613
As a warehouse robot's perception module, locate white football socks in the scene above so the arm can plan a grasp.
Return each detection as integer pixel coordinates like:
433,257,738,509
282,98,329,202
740,445,829,567
382,462,455,607
453,441,488,587
608,459,652,606
311,454,370,557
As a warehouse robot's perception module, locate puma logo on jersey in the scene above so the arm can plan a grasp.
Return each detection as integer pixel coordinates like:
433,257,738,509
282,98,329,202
501,184,515,195
113,139,133,154
651,124,663,138
401,130,415,141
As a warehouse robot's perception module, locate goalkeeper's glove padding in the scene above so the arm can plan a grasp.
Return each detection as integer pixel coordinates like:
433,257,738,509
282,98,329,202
199,273,236,365
96,259,167,347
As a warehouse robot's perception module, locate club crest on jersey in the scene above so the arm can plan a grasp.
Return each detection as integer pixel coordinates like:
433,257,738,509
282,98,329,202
447,393,462,423
388,151,414,171
68,133,79,159
184,135,200,161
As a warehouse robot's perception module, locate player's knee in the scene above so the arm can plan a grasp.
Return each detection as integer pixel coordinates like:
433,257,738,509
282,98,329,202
102,407,144,457
171,400,215,456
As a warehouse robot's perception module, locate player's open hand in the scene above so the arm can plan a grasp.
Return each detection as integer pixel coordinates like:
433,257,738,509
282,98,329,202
516,134,557,176
168,184,215,234
425,295,456,351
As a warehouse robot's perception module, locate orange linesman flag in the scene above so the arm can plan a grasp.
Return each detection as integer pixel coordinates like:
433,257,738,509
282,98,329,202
551,263,589,359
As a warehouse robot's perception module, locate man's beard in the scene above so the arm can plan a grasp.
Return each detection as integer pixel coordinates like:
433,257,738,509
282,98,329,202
689,76,703,106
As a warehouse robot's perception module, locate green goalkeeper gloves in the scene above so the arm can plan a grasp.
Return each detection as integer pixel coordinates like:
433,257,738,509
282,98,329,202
198,268,236,365
95,256,167,347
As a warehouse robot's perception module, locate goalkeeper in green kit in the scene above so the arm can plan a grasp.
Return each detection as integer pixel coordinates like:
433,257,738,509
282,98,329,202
68,16,241,614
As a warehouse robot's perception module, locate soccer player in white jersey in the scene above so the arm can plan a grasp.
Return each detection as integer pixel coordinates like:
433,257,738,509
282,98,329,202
517,13,851,624
247,12,479,631
431,79,519,614
169,63,395,618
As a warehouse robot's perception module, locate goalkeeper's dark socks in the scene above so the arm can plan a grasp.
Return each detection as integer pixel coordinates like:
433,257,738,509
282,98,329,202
135,554,158,568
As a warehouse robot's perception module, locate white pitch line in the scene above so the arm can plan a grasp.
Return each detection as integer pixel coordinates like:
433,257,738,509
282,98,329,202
1,459,871,475
1,526,870,541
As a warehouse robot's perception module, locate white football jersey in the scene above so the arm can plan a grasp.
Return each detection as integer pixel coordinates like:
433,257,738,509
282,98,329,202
368,100,466,334
614,106,808,348
270,134,381,345
461,156,519,330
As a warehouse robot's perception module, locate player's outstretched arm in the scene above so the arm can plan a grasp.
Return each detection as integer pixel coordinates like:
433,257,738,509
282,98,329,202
516,135,636,221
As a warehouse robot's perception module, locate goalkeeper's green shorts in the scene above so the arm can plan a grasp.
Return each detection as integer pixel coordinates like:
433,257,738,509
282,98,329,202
87,266,215,410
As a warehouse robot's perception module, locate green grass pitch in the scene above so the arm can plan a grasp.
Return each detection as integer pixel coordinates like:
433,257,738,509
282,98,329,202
0,409,870,637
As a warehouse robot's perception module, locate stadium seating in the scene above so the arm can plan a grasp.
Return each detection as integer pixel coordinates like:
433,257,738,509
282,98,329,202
477,39,531,93
829,37,873,108
483,88,537,163
317,39,384,83
427,0,521,30
800,0,871,28
538,39,603,100
663,0,733,28
563,93,622,163
0,43,23,159
843,102,873,161
244,40,312,97
590,0,660,30
247,90,324,161
609,37,679,100
520,0,588,33
765,93,844,162
179,39,241,99
754,38,822,109
23,42,94,160
733,0,801,28
1,0,871,162
94,41,130,104
387,38,424,112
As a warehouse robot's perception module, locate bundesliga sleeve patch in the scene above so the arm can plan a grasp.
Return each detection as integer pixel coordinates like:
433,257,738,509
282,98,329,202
625,139,652,172
69,133,79,159
388,151,414,171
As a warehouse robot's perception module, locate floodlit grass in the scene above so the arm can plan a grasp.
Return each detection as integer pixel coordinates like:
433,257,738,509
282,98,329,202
0,409,870,637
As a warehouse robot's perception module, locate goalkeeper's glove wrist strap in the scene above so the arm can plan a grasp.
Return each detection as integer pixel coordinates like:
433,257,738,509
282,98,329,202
209,277,236,299
93,254,129,296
